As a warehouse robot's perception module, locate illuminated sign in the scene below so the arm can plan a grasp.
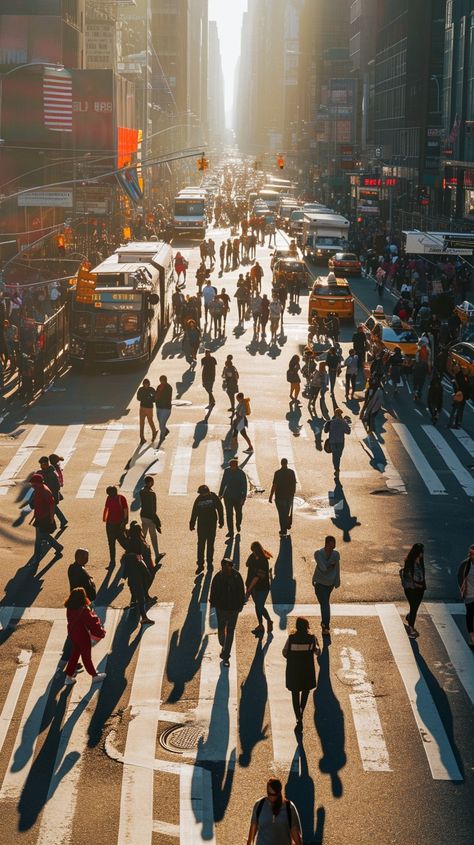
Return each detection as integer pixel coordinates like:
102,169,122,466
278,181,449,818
360,177,398,188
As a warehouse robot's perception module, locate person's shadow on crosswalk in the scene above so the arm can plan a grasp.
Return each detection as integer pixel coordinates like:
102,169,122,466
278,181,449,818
165,571,211,703
270,537,296,629
238,638,270,767
286,743,326,845
314,641,346,797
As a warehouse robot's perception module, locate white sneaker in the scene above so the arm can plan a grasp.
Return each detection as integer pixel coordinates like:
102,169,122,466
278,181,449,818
64,675,76,686
92,672,107,683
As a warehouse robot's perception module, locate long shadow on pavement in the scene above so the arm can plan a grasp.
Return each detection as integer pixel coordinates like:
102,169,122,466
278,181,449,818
165,569,212,703
238,637,270,767
270,537,296,630
314,640,346,798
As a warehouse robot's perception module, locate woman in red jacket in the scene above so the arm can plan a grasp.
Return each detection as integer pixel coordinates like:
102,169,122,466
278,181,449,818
64,588,106,686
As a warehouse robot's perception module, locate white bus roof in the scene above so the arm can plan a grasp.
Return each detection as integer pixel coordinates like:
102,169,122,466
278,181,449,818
403,230,474,255
304,212,349,225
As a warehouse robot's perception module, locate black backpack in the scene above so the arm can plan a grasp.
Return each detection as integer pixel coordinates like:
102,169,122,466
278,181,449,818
256,797,292,828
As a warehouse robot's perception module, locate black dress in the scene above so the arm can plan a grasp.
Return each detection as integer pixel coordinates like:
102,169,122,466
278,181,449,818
283,632,317,692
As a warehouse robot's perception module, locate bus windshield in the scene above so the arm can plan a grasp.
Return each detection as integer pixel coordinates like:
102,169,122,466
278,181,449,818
174,199,205,216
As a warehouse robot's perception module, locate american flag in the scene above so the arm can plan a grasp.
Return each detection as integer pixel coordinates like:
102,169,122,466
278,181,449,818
43,68,73,132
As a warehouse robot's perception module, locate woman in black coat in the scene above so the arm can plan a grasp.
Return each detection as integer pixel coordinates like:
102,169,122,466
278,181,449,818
122,522,157,626
282,616,320,732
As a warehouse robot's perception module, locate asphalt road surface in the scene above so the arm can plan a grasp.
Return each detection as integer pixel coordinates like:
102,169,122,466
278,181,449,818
0,227,473,845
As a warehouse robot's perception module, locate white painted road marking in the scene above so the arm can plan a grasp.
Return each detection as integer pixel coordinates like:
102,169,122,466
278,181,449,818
339,646,391,772
274,421,300,487
376,603,462,781
392,423,447,495
169,423,194,495
205,440,223,492
425,603,474,708
76,424,123,498
55,424,83,467
0,650,32,755
264,623,299,770
422,424,474,497
0,424,48,494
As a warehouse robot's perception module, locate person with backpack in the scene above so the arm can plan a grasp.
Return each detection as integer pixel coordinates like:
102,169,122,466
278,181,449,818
400,543,426,639
283,616,320,732
230,392,253,453
222,354,239,413
246,777,302,845
457,544,474,647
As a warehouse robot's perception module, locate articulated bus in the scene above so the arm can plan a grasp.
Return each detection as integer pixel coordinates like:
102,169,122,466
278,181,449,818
69,241,174,367
173,189,207,238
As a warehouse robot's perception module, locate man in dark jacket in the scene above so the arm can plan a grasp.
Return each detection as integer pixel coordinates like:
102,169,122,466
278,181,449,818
137,378,157,443
39,455,67,528
209,558,245,666
218,458,247,537
190,484,224,574
68,548,96,602
269,458,297,537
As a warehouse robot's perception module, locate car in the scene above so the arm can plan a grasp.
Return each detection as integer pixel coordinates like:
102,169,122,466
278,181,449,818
328,252,362,276
270,248,292,270
446,342,474,382
273,258,309,290
362,308,419,366
308,274,354,323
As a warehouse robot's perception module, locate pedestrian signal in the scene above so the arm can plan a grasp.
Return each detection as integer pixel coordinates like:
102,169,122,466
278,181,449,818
197,154,209,172
277,154,285,170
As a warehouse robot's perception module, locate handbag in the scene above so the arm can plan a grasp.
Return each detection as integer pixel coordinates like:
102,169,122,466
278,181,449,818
153,513,162,533
324,439,332,454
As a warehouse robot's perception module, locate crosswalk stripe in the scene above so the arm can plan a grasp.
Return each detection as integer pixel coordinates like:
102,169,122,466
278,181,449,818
265,623,299,770
340,645,391,772
179,764,217,844
0,650,31,756
450,427,474,459
36,608,120,845
353,420,407,493
169,423,194,495
0,618,67,800
392,423,447,495
422,424,474,496
76,424,122,498
117,604,172,845
55,424,83,467
120,444,164,495
0,424,48,494
205,440,223,491
376,603,462,781
274,421,300,487
424,603,474,708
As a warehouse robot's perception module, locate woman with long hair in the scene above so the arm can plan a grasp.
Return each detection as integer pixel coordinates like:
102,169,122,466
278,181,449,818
245,541,273,636
401,543,426,638
287,354,301,403
246,777,302,845
283,617,320,732
63,587,106,686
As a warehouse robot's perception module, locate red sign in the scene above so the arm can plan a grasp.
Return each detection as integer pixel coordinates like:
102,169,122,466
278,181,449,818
361,176,398,188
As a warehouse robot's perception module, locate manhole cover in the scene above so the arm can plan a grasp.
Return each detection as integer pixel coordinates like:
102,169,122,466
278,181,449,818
159,724,205,753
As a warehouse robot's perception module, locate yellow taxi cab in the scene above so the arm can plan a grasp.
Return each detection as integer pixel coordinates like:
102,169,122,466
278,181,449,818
362,307,419,365
446,342,474,380
308,272,354,322
273,257,309,290
328,252,362,276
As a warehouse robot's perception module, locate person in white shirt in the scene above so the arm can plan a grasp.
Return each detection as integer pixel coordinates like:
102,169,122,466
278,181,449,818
202,280,216,323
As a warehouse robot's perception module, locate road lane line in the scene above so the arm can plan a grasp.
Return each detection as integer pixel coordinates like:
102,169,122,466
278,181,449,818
168,423,194,495
36,608,119,845
0,650,32,755
179,763,216,844
265,623,299,770
76,424,122,498
339,646,391,772
117,603,172,845
192,605,238,763
376,603,462,781
449,427,474,459
392,423,447,495
274,421,300,487
55,424,83,467
422,425,474,497
424,603,474,707
0,619,67,800
0,424,48,494
205,440,223,492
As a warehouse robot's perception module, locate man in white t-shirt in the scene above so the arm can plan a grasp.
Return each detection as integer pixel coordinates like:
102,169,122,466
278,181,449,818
202,280,216,323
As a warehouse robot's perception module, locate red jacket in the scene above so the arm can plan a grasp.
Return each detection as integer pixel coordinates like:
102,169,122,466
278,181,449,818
66,606,105,647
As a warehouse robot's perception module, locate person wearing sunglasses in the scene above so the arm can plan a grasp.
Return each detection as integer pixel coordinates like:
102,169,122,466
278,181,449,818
246,777,302,844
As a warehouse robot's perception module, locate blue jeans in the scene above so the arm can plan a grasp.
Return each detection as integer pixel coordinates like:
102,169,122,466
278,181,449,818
314,583,334,629
34,527,62,564
54,503,67,526
251,588,271,625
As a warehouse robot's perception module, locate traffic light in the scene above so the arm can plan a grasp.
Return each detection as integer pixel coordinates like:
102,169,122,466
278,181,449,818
197,154,209,172
56,234,66,255
277,154,285,170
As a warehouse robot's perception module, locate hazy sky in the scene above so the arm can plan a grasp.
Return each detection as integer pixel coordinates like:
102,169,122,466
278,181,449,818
208,0,248,117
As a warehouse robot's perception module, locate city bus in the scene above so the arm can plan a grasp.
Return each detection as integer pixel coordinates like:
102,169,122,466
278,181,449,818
402,230,474,257
69,241,174,367
257,188,280,211
173,189,207,238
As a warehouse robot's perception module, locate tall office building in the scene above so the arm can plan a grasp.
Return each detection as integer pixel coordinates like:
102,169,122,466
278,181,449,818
207,20,225,148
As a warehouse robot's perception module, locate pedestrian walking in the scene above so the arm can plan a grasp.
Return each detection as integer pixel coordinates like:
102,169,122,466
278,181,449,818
269,296,282,342
122,521,157,625
68,548,96,601
219,288,231,332
235,282,249,324
283,616,320,731
287,354,301,404
361,382,383,435
326,345,342,395
246,778,302,845
209,558,245,667
458,544,474,647
154,374,172,441
103,485,128,569
259,294,269,338
245,541,273,636
231,393,253,452
250,291,263,335
219,240,226,272
312,535,340,636
202,279,216,323
189,484,224,574
137,378,157,443
413,340,431,402
201,348,218,407
400,543,426,638
324,409,351,481
30,473,63,564
139,475,163,566
39,454,67,528
269,458,296,537
342,348,358,399
218,457,247,537
352,325,367,370
427,371,443,425
174,251,188,284
63,587,106,686
183,319,201,365
222,354,239,413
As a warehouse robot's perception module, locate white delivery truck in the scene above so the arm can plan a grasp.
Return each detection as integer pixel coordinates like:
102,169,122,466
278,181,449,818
302,212,350,262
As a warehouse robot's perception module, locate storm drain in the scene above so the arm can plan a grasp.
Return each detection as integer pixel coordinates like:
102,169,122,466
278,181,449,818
159,724,205,754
